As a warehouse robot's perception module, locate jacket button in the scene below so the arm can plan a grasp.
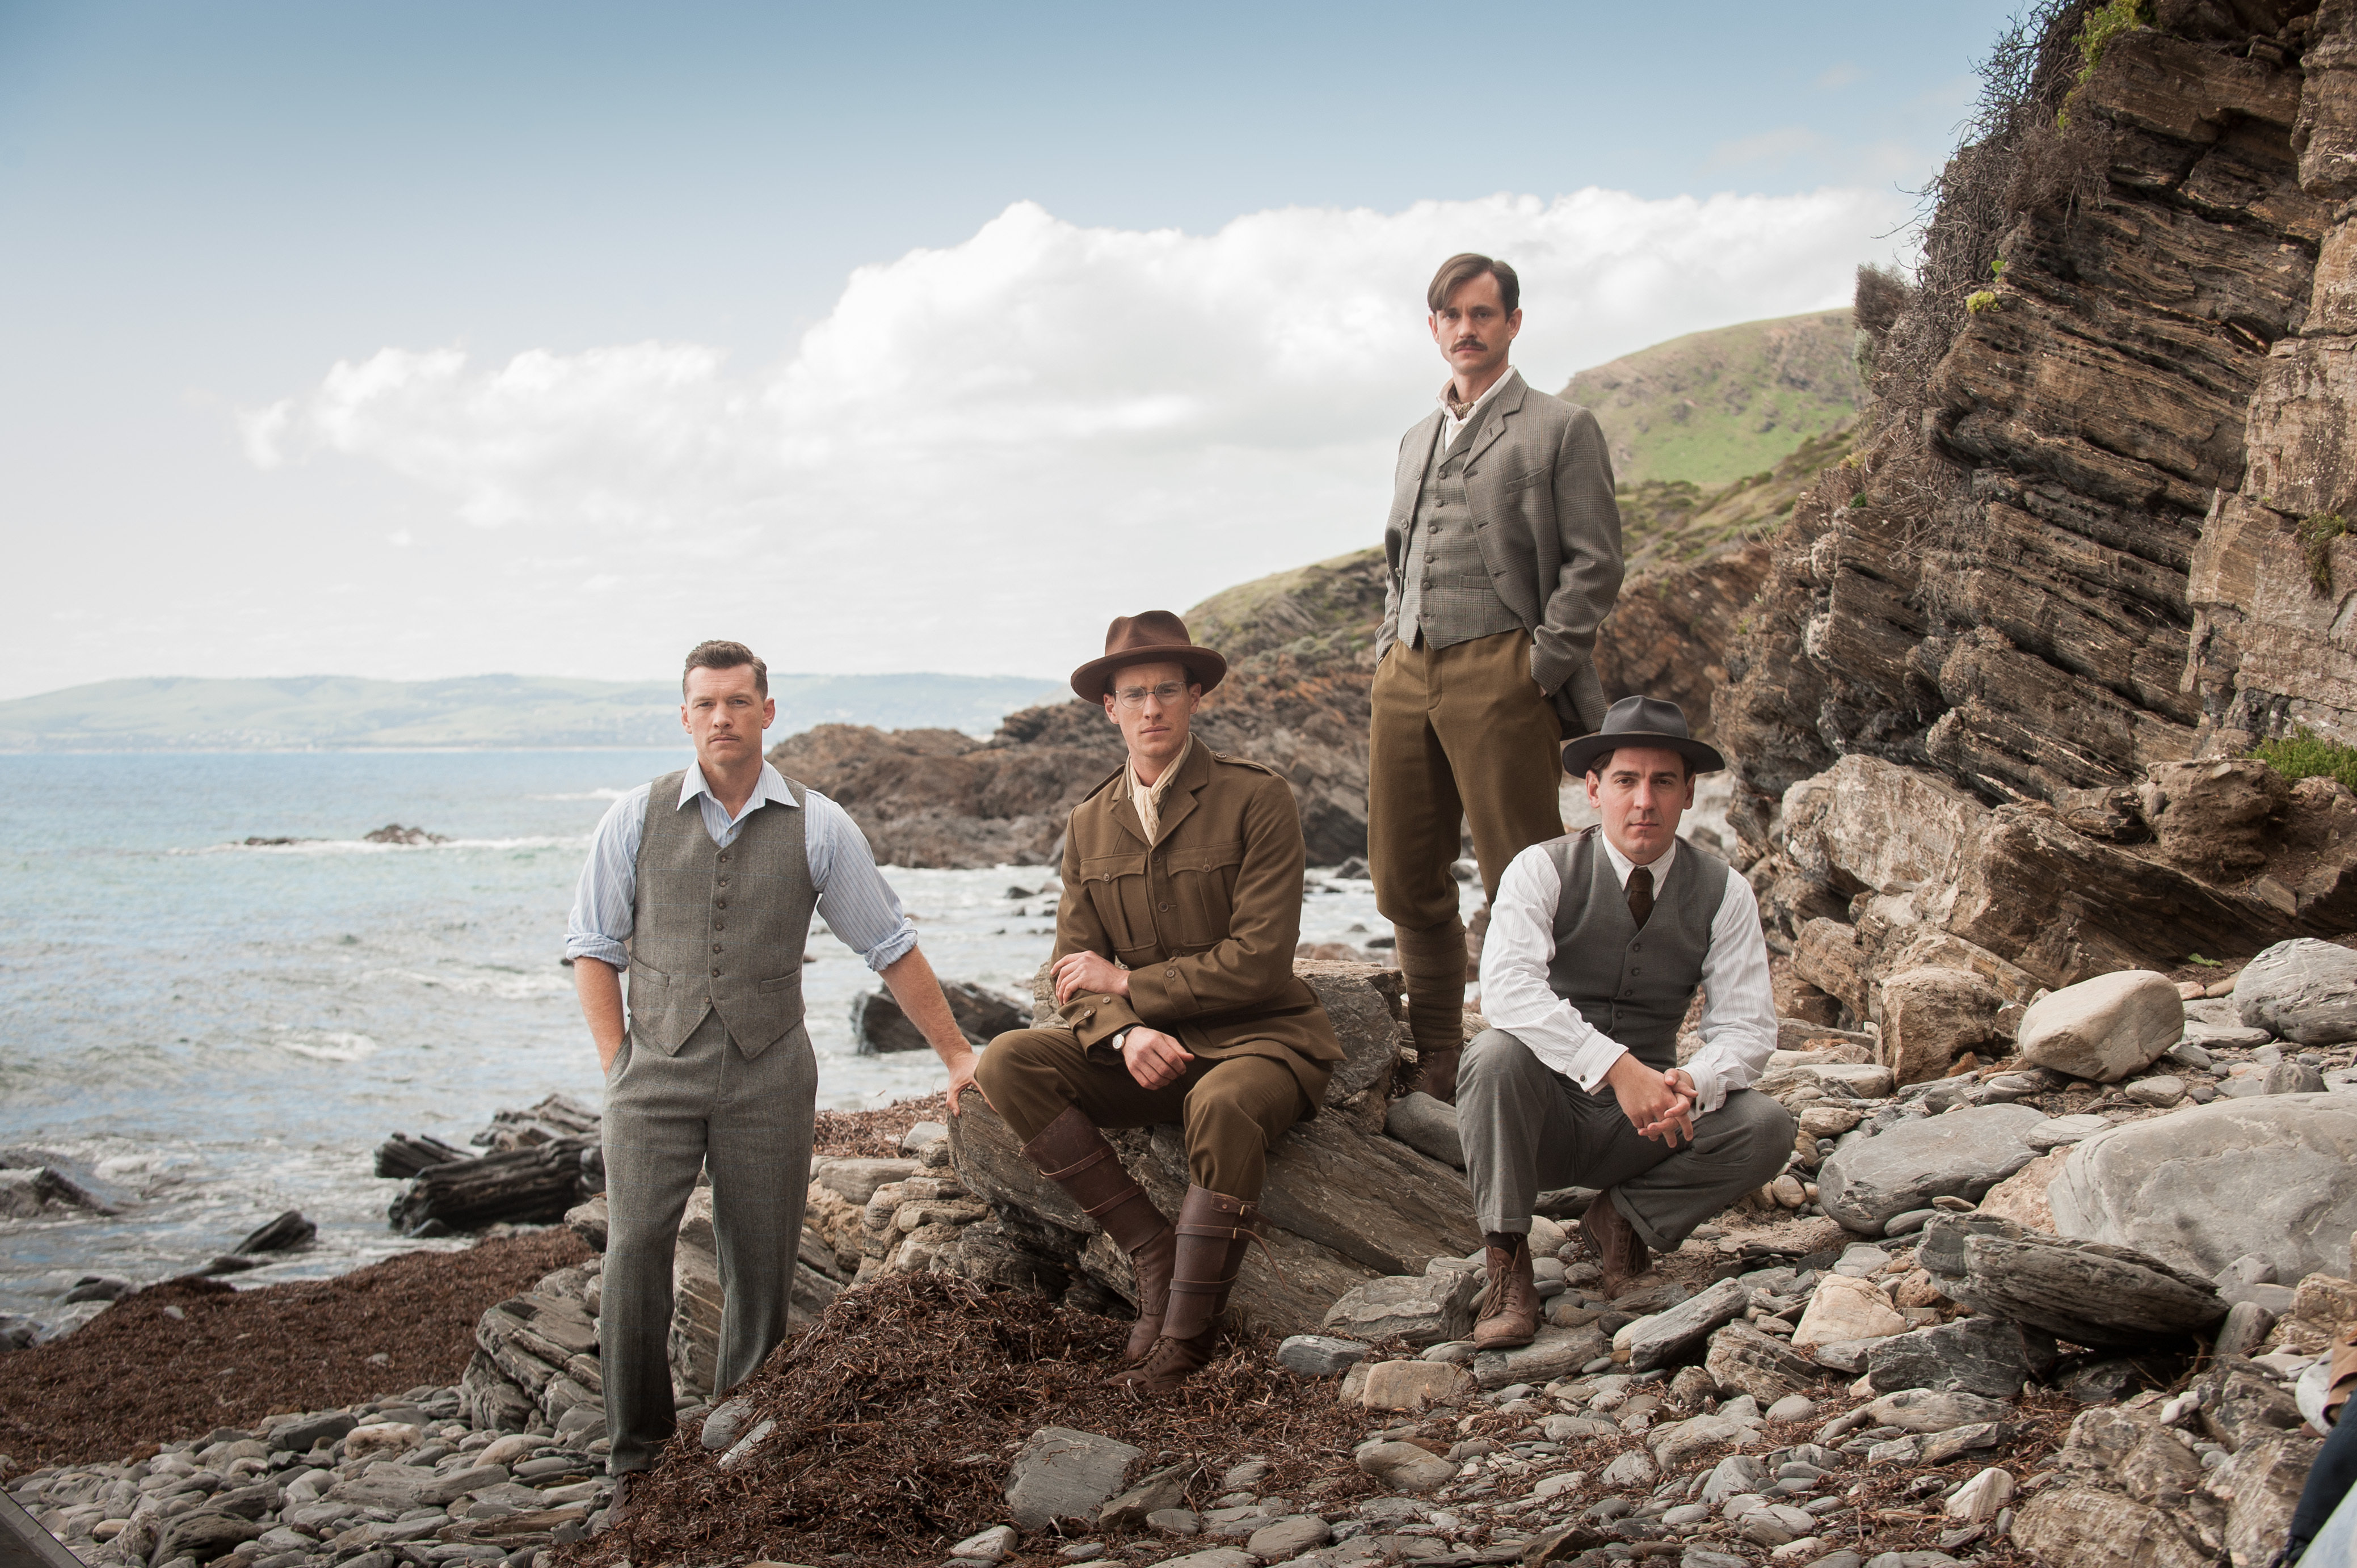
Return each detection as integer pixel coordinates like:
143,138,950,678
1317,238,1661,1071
718,878,728,887
712,967,722,977
713,943,723,953
714,900,726,909
1159,903,1171,911
713,920,725,931
1166,969,1176,979
717,853,729,863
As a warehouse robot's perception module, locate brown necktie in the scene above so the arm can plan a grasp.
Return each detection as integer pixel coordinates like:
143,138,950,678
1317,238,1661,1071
1627,865,1655,929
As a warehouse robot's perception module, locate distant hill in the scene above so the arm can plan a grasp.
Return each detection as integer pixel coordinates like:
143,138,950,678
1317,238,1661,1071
1561,309,1858,487
0,672,1066,751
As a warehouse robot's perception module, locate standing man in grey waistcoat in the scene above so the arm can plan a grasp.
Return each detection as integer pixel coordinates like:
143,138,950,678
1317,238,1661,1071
564,639,980,1507
1458,696,1790,1347
1371,252,1625,1106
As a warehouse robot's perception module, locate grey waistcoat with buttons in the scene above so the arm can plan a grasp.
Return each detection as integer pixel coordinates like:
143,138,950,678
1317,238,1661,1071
1543,828,1729,1072
1398,416,1524,648
626,769,817,1059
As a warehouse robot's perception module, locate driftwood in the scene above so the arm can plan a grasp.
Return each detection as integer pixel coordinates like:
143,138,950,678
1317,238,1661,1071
374,1133,468,1179
388,1139,591,1236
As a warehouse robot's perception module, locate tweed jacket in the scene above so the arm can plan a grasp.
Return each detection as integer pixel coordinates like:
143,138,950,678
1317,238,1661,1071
1049,741,1344,1108
1378,369,1626,734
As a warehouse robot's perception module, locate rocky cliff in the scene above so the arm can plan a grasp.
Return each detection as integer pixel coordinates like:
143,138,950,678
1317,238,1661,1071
1720,0,2357,1044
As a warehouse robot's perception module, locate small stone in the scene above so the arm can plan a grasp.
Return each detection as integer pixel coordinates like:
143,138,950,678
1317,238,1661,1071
2025,1114,2111,1151
1321,1272,1481,1347
1767,1395,1819,1423
1353,1441,1454,1495
1385,1093,1464,1169
1219,1459,1270,1493
1942,1467,2013,1525
1146,1508,1201,1536
949,1524,1018,1562
1833,1244,1892,1277
1792,1275,1905,1352
1861,1387,2011,1432
1881,1209,1935,1237
1057,1545,1107,1563
2017,971,2186,1082
1276,1335,1370,1377
1864,1316,2056,1399
1921,1421,2011,1466
1004,1427,1144,1530
700,1395,754,1452
1360,1359,1475,1411
1243,1515,1331,1562
1598,1448,1657,1489
2123,1076,2186,1108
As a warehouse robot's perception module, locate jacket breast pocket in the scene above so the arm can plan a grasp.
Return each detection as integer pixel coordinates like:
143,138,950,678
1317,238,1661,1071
1077,850,1149,950
1500,463,1551,495
1161,840,1244,948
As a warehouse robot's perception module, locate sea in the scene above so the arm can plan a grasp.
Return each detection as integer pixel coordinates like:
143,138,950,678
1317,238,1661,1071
0,748,1422,1330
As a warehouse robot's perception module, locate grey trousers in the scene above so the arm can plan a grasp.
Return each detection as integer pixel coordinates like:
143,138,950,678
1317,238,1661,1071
1458,1027,1794,1252
600,1008,816,1475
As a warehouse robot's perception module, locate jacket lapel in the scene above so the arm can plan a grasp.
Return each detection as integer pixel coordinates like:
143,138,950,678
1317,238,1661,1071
1150,742,1213,846
1463,370,1527,469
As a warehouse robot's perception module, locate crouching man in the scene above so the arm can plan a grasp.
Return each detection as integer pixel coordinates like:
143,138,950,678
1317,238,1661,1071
1462,695,1792,1347
975,612,1344,1393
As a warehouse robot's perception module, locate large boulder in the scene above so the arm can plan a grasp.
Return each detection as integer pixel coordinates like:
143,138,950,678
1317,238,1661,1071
1916,1213,2225,1348
2047,1093,2357,1279
1780,755,1988,896
1815,1103,2045,1233
2235,938,2357,1046
1876,967,2006,1086
2015,970,2185,1083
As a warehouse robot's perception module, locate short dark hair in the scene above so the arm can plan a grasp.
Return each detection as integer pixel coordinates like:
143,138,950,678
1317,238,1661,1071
1586,747,1694,781
683,639,767,696
1428,253,1520,315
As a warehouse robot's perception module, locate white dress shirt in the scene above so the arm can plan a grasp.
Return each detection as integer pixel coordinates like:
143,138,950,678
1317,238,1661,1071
1438,370,1513,448
1477,833,1779,1114
564,760,919,974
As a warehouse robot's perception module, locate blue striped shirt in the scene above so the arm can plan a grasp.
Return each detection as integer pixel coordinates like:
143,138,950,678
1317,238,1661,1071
563,760,919,974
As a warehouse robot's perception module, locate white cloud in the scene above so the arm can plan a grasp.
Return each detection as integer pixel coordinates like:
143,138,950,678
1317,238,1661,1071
242,188,1905,676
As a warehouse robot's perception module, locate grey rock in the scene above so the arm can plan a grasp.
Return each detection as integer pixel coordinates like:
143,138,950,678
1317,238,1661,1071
1352,1442,1454,1495
1219,1459,1271,1493
1864,1316,2057,1398
1598,1449,1657,1489
1816,1104,2045,1232
1618,1278,1752,1372
1833,1244,1892,1277
267,1413,358,1455
1862,1556,1958,1568
1921,1421,2013,1465
1276,1335,1370,1377
2017,971,2185,1083
1146,1508,1202,1536
1880,1209,1935,1237
1682,1552,1752,1568
2026,1114,2112,1152
807,1156,921,1206
2199,1362,2305,1453
950,1524,1018,1562
1917,1212,2225,1347
698,1395,752,1452
1142,1551,1255,1568
2236,939,2357,1046
1100,1461,1198,1530
1700,1455,1767,1507
1859,1388,2011,1432
1384,1094,1463,1169
1005,1427,1143,1530
2207,1428,2318,1567
1321,1272,1481,1347
1703,1322,1823,1403
1471,1323,1607,1388
2124,1076,2187,1107
2047,1093,2357,1279
2215,1300,2278,1359
1244,1516,1332,1562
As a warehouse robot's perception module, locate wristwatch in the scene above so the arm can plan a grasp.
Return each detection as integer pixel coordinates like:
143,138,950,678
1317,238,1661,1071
1110,1026,1135,1052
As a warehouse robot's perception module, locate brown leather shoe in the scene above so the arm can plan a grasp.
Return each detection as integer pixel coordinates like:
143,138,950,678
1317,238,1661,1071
1113,1185,1259,1393
1022,1106,1174,1362
601,1472,643,1531
1581,1188,1652,1297
1471,1233,1539,1350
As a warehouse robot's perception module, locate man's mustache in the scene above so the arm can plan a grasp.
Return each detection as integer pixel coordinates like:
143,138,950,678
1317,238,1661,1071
1453,338,1486,351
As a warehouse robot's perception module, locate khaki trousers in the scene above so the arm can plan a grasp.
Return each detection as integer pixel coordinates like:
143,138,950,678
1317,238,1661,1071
976,1029,1310,1200
1369,629,1566,930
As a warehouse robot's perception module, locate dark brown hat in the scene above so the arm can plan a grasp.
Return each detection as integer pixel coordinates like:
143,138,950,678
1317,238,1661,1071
1069,610,1228,701
1561,694,1726,776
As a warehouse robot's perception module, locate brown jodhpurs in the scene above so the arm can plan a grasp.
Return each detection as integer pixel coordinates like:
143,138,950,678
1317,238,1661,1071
976,1029,1310,1200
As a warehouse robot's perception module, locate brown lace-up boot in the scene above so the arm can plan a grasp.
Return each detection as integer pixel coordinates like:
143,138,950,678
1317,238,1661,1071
1581,1187,1652,1297
1471,1232,1540,1349
1021,1106,1174,1363
1395,918,1470,1103
1113,1185,1260,1393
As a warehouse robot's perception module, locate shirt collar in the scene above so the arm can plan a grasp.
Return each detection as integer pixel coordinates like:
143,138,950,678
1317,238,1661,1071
1438,368,1514,427
678,759,796,821
1599,831,1677,889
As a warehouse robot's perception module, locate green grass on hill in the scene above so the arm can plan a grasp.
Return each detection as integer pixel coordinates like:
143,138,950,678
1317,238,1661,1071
1616,421,1859,576
1561,309,1859,488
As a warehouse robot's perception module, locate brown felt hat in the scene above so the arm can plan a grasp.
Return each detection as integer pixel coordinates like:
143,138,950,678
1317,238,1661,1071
1561,694,1726,777
1069,610,1228,701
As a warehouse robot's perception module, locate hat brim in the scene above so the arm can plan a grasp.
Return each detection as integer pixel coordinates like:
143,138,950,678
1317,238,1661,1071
1070,644,1228,702
1561,730,1727,777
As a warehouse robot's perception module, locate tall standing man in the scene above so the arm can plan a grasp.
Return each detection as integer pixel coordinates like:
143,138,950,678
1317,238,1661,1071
566,639,981,1506
976,612,1344,1396
1371,253,1626,1103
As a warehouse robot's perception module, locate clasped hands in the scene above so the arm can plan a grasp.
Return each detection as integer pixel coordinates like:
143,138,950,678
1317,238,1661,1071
1604,1055,1698,1147
1052,950,1192,1091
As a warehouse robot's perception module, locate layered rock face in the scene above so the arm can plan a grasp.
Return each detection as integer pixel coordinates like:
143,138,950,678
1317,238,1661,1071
1722,5,2357,1054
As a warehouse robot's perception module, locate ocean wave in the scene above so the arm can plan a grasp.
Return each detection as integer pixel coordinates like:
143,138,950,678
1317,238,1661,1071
271,1031,378,1062
182,834,587,857
364,967,570,1000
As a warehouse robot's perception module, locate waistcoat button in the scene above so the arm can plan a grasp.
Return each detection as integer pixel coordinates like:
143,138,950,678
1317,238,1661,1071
717,853,729,863
712,967,722,977
713,943,723,953
718,878,728,887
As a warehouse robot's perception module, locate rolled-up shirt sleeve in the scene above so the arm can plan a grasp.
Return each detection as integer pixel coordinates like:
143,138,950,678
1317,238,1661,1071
803,790,920,972
1478,844,1634,1090
564,786,651,970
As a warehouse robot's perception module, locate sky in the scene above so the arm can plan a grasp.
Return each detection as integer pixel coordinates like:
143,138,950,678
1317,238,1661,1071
0,1,2025,699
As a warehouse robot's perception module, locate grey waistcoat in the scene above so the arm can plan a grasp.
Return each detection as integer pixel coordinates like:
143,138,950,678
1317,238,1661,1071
626,770,817,1059
1399,416,1523,648
1543,828,1729,1072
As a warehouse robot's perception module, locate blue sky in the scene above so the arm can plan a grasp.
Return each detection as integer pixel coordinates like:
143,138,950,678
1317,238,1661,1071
0,1,2023,698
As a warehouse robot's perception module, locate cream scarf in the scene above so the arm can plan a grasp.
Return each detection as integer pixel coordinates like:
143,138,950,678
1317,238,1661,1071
1130,736,1193,845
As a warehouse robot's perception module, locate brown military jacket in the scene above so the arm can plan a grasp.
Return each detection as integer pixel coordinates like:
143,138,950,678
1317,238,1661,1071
1051,741,1344,1108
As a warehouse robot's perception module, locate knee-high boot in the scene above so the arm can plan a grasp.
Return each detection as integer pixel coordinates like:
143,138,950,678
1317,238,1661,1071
1021,1106,1174,1364
1395,917,1470,1103
1114,1185,1261,1393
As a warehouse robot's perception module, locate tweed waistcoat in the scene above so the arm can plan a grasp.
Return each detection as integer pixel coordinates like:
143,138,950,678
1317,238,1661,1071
626,769,817,1059
1543,828,1729,1072
1398,416,1522,648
